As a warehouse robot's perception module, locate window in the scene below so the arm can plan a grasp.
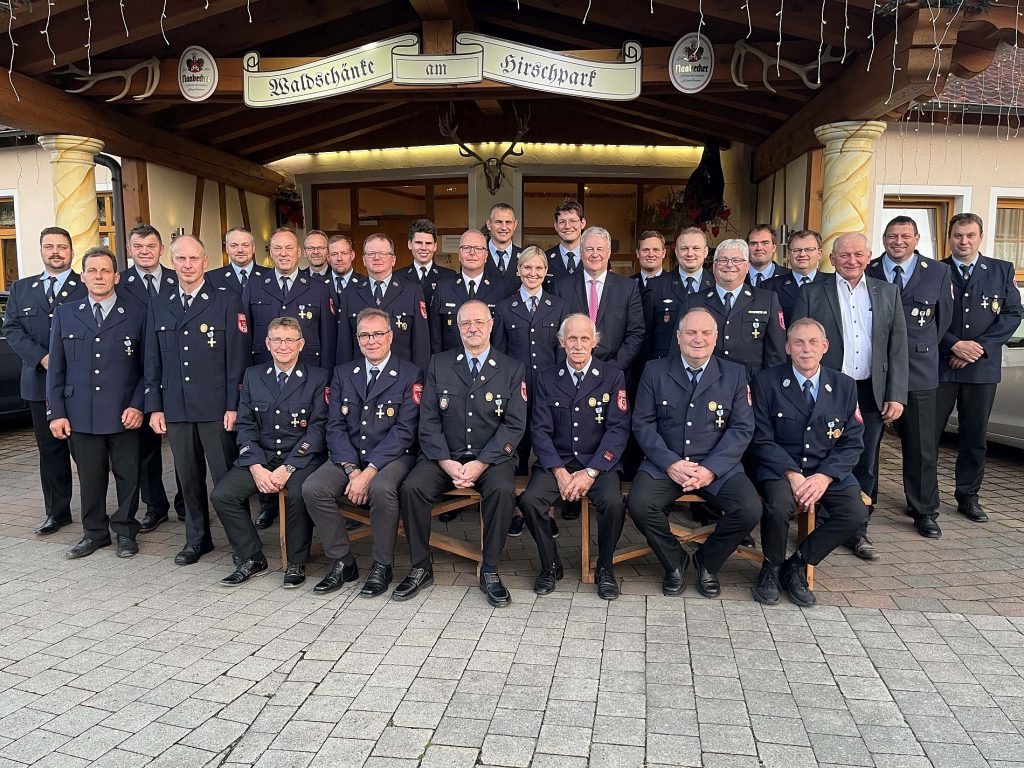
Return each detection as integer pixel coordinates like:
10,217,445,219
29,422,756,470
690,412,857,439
882,194,954,260
995,199,1024,269
0,197,16,290
97,193,116,253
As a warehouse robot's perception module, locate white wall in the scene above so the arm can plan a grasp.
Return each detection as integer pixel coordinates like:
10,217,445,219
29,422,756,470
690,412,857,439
755,153,809,237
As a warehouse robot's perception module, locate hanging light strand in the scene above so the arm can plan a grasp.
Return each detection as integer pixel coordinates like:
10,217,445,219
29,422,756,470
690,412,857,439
867,0,877,71
160,0,169,45
6,3,18,101
121,0,129,37
43,0,56,66
885,3,902,104
84,0,92,73
776,0,784,76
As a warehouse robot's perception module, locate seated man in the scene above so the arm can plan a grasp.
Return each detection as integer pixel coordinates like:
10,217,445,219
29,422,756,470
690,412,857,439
211,317,329,587
520,313,629,600
302,308,422,597
628,308,760,597
397,300,527,607
749,318,868,607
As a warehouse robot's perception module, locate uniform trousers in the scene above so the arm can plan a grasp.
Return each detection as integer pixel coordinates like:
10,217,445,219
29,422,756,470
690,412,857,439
29,400,73,521
212,458,324,564
303,458,412,566
166,421,237,549
853,377,885,536
935,381,998,503
138,420,172,514
515,406,533,475
400,459,515,573
519,463,624,570
627,471,760,574
69,430,141,541
896,388,940,520
759,479,868,566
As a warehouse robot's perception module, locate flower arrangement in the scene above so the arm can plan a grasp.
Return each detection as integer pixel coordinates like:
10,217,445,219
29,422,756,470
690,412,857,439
642,186,733,237
274,187,304,229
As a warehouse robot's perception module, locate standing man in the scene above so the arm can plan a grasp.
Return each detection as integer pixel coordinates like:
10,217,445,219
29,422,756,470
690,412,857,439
430,229,511,354
212,317,329,588
2,226,85,535
746,224,791,287
341,233,430,372
544,199,586,287
764,229,828,327
301,229,332,283
684,238,787,379
633,230,667,292
397,300,527,606
644,228,716,362
793,232,908,560
520,314,629,600
867,216,953,537
486,203,522,293
936,213,1023,523
47,246,147,559
327,234,365,295
303,309,422,597
205,227,268,296
399,219,454,308
749,318,868,607
628,308,761,597
145,235,249,565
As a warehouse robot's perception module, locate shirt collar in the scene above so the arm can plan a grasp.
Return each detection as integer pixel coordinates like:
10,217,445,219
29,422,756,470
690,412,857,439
952,255,978,270
136,265,162,283
681,357,709,375
566,359,593,380
883,252,917,276
749,264,775,279
365,354,391,375
464,347,490,367
413,260,434,274
559,243,580,258
837,274,866,293
586,270,608,283
792,366,821,396
275,268,298,282
796,269,818,283
274,363,297,379
43,268,72,287
179,281,205,300
91,293,117,314
679,267,703,285
231,262,254,278
461,271,485,286
371,274,393,291
520,285,542,302
490,242,513,259
716,284,740,302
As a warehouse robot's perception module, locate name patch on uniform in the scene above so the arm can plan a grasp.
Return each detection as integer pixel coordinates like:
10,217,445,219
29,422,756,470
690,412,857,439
237,313,248,333
296,441,311,456
239,445,251,455
617,389,628,412
412,382,423,405
504,443,515,455
603,450,615,462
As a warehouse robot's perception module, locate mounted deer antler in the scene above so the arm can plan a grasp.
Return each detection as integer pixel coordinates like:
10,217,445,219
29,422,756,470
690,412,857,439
55,57,161,102
438,103,531,195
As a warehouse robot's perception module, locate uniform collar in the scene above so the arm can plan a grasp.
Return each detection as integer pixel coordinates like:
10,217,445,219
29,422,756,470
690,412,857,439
519,285,542,303
566,359,592,380
792,366,821,398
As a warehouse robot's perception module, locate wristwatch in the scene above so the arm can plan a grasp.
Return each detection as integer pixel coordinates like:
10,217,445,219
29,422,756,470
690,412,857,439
343,464,357,476
284,464,296,475
585,467,600,479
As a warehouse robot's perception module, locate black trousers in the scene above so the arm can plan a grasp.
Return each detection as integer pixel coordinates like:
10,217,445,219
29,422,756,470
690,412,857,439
853,378,884,536
896,388,940,520
212,459,323,564
936,381,998,503
519,464,624,570
516,406,533,475
69,430,141,541
399,459,515,572
166,421,237,548
29,400,73,521
626,471,760,574
138,419,184,516
760,479,868,566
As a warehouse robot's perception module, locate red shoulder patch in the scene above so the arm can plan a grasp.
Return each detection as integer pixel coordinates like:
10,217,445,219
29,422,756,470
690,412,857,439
420,300,427,320
617,389,628,412
324,386,330,405
854,405,863,423
521,381,528,401
237,313,248,334
778,311,786,330
329,297,336,315
747,385,752,406
412,382,423,405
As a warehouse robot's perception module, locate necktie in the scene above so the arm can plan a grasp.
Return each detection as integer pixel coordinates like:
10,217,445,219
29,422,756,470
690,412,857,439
182,293,192,311
573,370,584,389
800,276,811,286
470,357,480,379
467,280,477,299
45,277,56,306
566,252,577,273
723,291,733,315
496,250,507,273
373,281,384,306
686,366,700,390
336,275,344,294
685,276,695,295
420,266,428,281
93,303,103,327
367,367,380,394
144,273,156,297
280,276,290,299
802,379,815,408
277,371,288,392
755,273,764,288
588,278,599,323
960,264,971,282
529,296,538,315
892,265,904,290
239,269,248,286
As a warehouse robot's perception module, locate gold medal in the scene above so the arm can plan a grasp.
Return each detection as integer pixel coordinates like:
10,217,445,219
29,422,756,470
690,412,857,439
992,299,1001,313
485,392,494,401
910,308,919,317
588,397,597,407
386,407,395,417
602,393,610,403
341,404,349,415
200,323,209,332
708,401,718,412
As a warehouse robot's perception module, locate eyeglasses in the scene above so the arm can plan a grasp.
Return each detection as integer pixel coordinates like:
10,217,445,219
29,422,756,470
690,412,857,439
356,330,392,342
304,246,327,252
714,257,747,266
458,245,487,254
788,247,821,255
268,337,302,345
457,318,491,328
364,251,394,259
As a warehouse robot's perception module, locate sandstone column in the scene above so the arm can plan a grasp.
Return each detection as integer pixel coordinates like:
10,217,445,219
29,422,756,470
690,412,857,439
37,135,105,269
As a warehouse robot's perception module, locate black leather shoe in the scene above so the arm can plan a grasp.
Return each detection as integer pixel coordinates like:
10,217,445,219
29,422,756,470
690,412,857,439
663,551,688,595
847,535,880,561
914,516,942,538
359,562,393,598
36,515,72,535
116,535,139,558
283,563,306,588
314,560,359,594
958,499,989,523
781,555,815,607
533,561,564,595
139,512,168,533
345,518,362,531
694,549,721,598
561,500,581,520
175,542,214,565
480,572,512,607
254,509,277,530
740,534,756,548
438,510,460,523
508,515,526,537
752,561,781,605
392,567,434,600
220,557,269,586
595,567,619,600
66,537,110,559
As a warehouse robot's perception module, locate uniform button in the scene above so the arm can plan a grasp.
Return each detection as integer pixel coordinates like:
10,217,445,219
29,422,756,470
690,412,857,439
361,421,367,425
361,449,366,454
532,353,537,357
95,337,100,342
184,331,188,335
806,427,811,431
95,386,100,391
276,439,282,444
689,403,694,408
360,436,366,440
965,324,970,329
183,362,188,366
533,365,537,369
805,444,810,448
277,450,282,455
685,439,691,444
575,407,580,411
802,457,808,462
470,395,474,399
573,422,578,427
276,410,281,414
364,405,369,410
686,421,692,426
725,335,730,340
275,425,280,430
184,377,190,382
183,346,188,351
467,428,472,432
573,436,579,441
574,451,579,456
724,351,730,355
964,308,969,313
94,369,100,374
468,412,473,416
95,353,100,358
467,444,472,449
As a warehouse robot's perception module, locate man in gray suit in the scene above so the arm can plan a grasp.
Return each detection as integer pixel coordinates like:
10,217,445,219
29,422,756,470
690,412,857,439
793,232,908,560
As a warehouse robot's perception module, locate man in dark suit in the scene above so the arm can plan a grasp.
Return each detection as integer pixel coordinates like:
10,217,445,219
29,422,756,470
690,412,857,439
486,203,522,294
746,224,791,287
644,228,716,362
399,219,455,309
749,318,868,607
2,226,85,535
867,216,953,537
212,316,329,588
145,235,249,565
47,246,147,559
793,232,909,560
327,234,366,295
544,199,586,288
205,227,269,296
936,213,1023,523
397,300,527,607
303,308,422,597
764,229,829,327
628,308,761,598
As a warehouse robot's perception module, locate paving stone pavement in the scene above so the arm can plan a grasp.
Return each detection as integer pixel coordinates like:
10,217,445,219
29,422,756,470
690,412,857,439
1,420,1024,766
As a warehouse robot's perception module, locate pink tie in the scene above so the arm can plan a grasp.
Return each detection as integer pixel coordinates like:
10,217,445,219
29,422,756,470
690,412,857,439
588,278,599,323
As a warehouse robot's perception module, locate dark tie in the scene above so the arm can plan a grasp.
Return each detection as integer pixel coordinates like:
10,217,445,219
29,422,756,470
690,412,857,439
144,273,156,297
239,268,248,286
803,379,815,408
367,366,380,395
470,357,480,379
336,275,344,294
960,264,971,283
574,370,583,389
277,371,288,392
420,266,428,281
529,296,538,315
496,250,507,273
93,303,103,327
892,265,904,290
800,276,811,286
182,293,192,311
45,277,56,306
755,273,764,288
566,252,576,273
373,281,384,306
723,291,733,315
685,276,695,295
686,366,700,390
467,280,477,299
280,276,290,299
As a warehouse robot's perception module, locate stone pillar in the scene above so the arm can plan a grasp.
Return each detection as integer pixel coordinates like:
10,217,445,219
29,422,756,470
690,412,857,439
813,121,886,264
37,135,105,269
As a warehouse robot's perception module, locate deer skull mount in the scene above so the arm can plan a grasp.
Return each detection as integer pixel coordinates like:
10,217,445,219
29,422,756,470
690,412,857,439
438,104,531,195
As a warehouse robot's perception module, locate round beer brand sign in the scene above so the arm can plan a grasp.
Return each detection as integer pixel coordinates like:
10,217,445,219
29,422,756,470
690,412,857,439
668,33,714,94
179,46,219,102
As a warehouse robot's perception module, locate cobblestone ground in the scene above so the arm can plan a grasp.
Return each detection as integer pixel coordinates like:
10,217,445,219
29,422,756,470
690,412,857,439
1,421,1023,767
